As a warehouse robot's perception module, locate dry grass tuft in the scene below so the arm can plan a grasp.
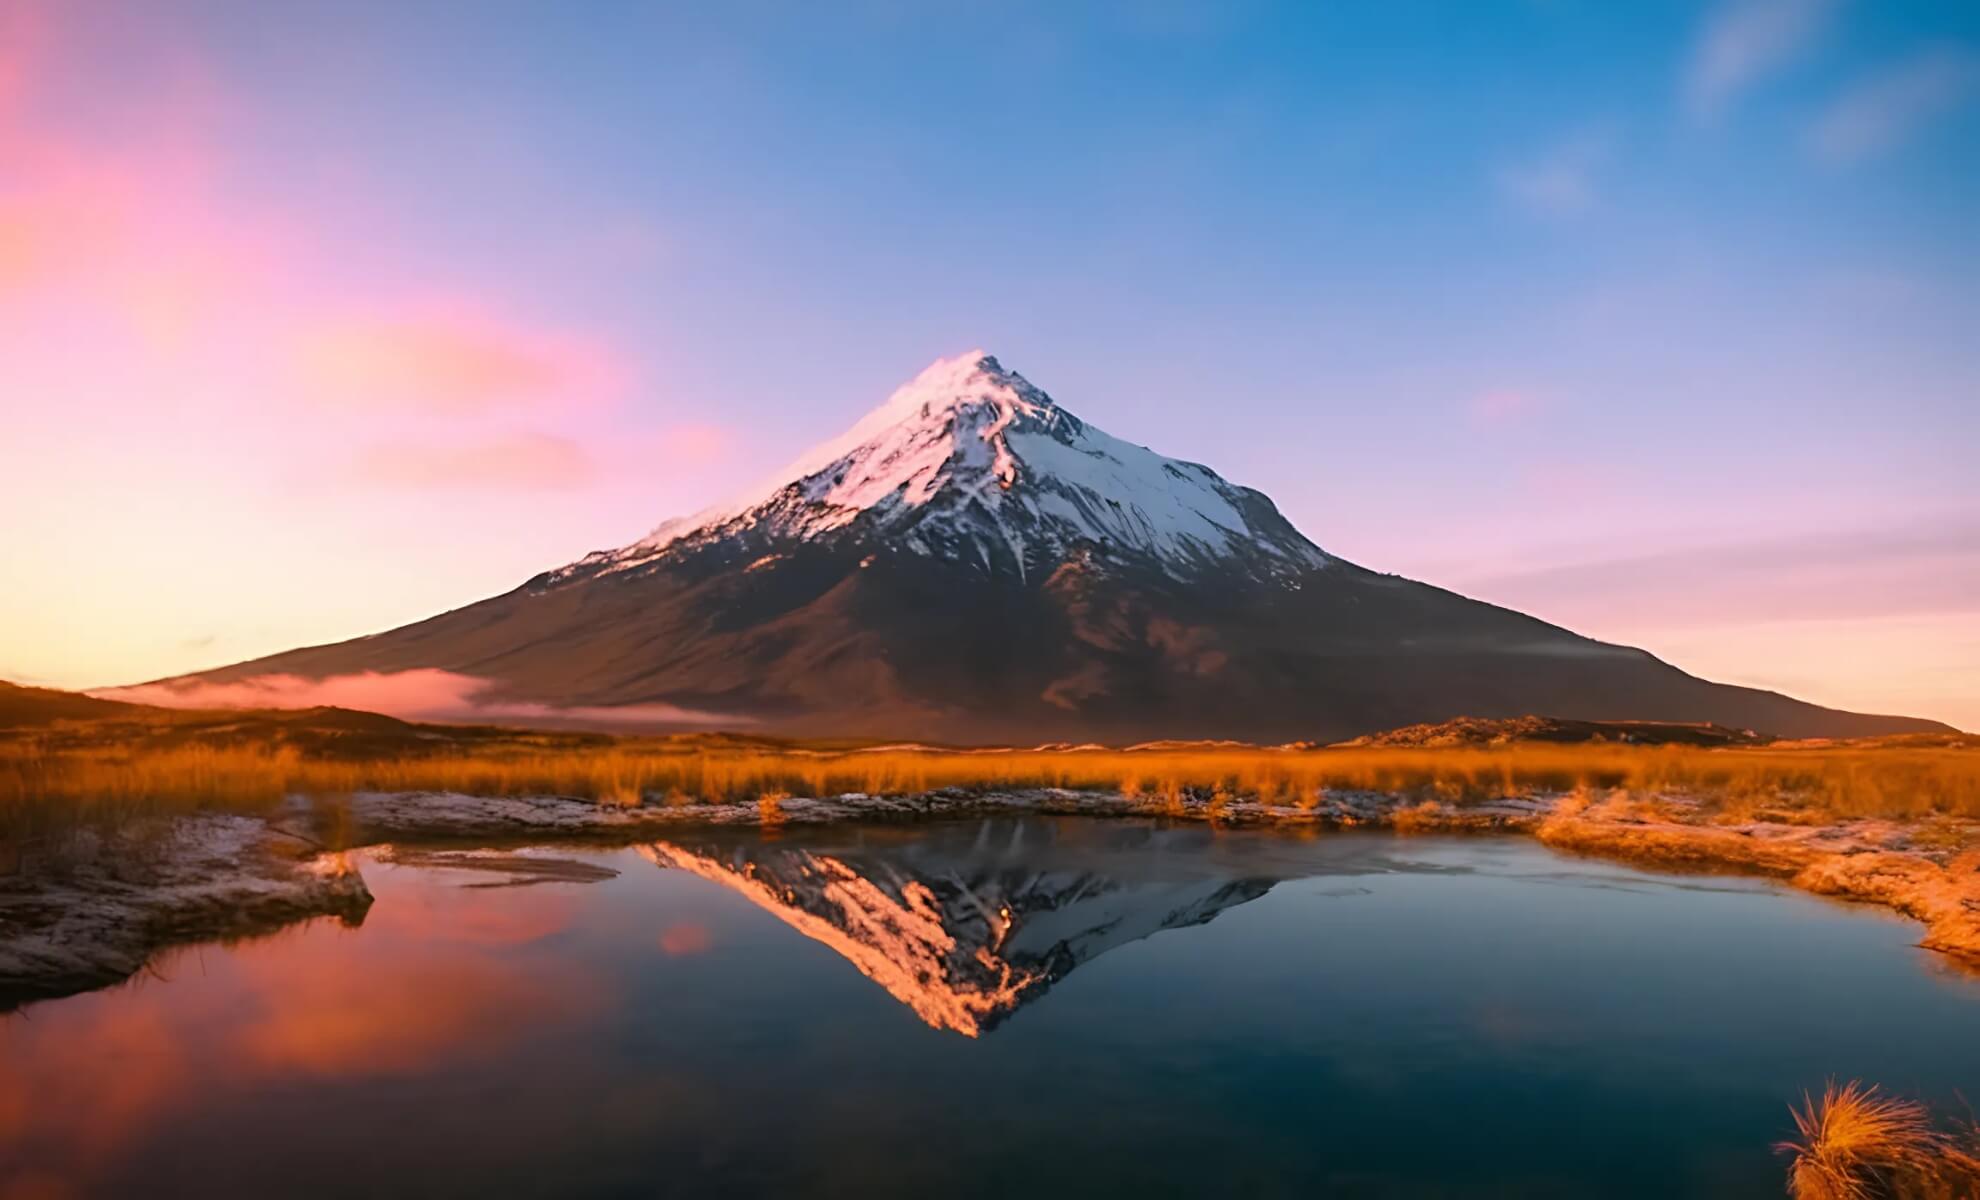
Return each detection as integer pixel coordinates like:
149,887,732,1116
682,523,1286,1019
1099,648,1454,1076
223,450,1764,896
1778,1081,1980,1200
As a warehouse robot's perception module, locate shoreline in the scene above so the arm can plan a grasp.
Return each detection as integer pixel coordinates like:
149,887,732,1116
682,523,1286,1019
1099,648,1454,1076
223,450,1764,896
3,786,1975,1009
0,815,373,1010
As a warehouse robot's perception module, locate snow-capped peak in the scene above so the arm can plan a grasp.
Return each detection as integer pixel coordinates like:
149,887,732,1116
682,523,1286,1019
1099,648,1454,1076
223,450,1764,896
761,349,1060,514
556,350,1328,582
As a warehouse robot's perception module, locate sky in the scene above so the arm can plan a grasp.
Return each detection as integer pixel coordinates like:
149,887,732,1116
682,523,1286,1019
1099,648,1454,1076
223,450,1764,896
1,0,1976,729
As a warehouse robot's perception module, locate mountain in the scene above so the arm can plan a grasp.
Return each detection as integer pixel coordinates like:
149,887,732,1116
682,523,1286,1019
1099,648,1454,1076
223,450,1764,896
165,351,1949,742
555,349,1327,586
640,819,1279,1036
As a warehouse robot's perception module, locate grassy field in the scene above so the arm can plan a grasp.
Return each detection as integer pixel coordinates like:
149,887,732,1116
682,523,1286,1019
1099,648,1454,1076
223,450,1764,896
3,700,1977,842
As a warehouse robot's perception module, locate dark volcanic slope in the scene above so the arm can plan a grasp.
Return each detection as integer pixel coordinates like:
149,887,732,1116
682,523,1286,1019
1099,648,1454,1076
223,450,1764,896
0,681,148,727
192,538,1941,742
176,353,1949,743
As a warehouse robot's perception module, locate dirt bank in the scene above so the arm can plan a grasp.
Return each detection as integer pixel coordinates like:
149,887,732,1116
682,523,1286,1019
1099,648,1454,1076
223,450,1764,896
1532,793,1980,962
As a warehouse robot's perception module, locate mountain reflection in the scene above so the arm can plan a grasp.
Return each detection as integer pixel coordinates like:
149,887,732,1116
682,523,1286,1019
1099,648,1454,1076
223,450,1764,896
639,819,1278,1036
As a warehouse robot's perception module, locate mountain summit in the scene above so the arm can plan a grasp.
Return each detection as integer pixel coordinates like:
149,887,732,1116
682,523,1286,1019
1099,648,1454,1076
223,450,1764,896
170,352,1947,742
549,351,1326,586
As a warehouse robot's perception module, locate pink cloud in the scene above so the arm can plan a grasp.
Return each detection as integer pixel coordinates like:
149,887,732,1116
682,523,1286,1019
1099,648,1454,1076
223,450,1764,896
0,6,640,454
295,304,625,415
0,6,740,699
652,422,732,462
1450,515,1980,630
0,14,255,325
94,669,751,727
354,432,597,490
578,422,737,486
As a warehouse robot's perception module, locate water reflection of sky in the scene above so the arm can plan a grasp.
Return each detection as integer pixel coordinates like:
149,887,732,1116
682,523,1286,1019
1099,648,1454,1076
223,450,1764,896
3,821,1976,1199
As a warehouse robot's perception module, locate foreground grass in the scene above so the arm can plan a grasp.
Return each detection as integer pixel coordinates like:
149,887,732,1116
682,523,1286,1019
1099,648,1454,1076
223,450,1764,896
1780,1081,1980,1200
4,716,1978,843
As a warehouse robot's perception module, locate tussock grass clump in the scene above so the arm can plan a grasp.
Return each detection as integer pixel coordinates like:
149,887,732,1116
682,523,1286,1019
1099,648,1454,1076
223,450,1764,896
1778,1081,1980,1200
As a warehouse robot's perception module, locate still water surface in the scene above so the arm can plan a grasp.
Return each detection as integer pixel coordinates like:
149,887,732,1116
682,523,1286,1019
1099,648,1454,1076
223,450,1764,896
4,818,1977,1198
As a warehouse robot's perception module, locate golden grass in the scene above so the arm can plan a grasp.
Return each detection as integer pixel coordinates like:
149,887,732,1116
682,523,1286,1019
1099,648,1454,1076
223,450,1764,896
1779,1081,1980,1200
3,729,1977,841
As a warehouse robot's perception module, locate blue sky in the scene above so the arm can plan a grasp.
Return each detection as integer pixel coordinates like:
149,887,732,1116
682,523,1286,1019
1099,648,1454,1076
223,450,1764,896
3,0,1976,724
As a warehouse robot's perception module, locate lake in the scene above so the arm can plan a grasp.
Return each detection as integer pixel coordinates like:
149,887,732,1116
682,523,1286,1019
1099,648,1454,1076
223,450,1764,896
4,817,1977,1198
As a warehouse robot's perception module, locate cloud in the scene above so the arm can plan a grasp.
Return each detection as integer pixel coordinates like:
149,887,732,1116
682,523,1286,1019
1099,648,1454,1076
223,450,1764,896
348,421,738,493
1450,513,1980,629
0,5,644,473
354,432,598,490
1436,516,1980,729
295,306,624,415
348,422,735,494
94,668,753,727
0,33,255,329
1684,0,1836,118
649,422,733,463
1617,613,1980,732
1494,134,1607,218
1808,45,1979,163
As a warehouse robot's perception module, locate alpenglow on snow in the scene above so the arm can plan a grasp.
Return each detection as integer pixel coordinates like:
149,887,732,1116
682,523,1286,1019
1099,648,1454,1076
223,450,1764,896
549,351,1331,584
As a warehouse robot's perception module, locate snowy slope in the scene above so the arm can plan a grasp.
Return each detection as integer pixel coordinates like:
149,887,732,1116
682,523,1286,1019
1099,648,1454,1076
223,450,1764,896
552,351,1329,583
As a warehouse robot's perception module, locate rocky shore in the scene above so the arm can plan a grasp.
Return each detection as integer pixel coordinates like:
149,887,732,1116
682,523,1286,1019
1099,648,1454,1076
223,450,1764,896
329,784,1980,966
3,784,1975,1008
0,815,372,1010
